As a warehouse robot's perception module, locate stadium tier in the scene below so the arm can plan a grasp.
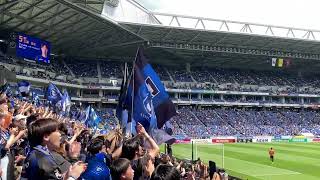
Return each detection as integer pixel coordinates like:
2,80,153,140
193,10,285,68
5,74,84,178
1,56,320,94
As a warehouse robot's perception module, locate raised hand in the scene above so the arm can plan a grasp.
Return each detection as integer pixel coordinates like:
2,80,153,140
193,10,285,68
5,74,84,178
66,161,87,180
68,141,81,159
136,122,147,136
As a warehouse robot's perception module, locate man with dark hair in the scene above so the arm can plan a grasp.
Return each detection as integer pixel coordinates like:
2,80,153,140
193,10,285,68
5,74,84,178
151,164,180,180
41,44,48,59
140,153,155,179
121,123,159,180
21,118,86,180
208,161,216,180
110,158,134,180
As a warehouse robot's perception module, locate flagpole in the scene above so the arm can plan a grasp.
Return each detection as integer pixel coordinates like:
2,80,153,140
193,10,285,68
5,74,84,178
130,47,141,136
123,62,127,131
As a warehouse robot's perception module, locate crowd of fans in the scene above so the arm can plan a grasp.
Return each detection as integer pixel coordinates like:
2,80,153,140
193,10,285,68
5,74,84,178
100,62,122,79
169,68,194,82
1,56,318,86
1,56,320,95
171,107,320,138
0,90,236,180
65,59,98,78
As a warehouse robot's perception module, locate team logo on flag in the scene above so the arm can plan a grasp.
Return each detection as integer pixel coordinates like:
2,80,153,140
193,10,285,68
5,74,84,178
145,77,159,97
50,89,57,97
143,95,153,116
54,169,63,179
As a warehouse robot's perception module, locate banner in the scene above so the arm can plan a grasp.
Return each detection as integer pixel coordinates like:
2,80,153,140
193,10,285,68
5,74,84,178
277,58,283,67
253,136,273,143
191,139,212,144
271,58,277,67
212,138,236,143
237,138,253,143
289,138,307,142
312,138,320,142
272,139,289,142
175,139,191,144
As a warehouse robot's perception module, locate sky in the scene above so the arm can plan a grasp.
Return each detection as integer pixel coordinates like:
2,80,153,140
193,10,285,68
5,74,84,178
136,0,320,30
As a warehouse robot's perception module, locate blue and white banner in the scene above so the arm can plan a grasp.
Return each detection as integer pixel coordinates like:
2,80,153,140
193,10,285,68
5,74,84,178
18,81,30,94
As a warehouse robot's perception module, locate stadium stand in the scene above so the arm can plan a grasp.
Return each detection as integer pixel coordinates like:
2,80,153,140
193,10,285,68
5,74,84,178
170,107,320,138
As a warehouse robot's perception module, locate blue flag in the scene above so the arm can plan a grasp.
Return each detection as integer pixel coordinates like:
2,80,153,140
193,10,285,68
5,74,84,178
84,106,102,129
32,91,40,107
47,83,62,105
125,48,176,143
1,84,12,97
18,81,30,97
61,90,71,115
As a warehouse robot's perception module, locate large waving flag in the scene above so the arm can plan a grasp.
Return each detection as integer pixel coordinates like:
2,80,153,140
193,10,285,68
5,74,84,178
18,81,30,97
125,48,176,143
46,83,62,105
0,83,12,97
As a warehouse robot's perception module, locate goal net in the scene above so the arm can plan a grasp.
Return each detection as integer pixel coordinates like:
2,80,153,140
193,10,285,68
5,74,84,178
170,141,225,168
194,142,225,168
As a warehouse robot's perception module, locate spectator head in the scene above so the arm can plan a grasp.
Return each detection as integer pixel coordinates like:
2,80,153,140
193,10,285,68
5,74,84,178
121,136,144,160
151,164,180,180
87,138,105,155
218,168,227,178
28,118,60,149
0,93,7,105
1,111,12,129
110,158,134,180
141,153,155,177
104,139,114,154
160,154,171,164
10,119,25,131
208,160,216,173
58,123,68,135
26,114,39,127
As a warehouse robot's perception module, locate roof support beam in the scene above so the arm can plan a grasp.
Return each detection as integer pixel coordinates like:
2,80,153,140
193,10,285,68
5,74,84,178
48,17,93,41
0,0,21,9
55,0,147,42
36,11,78,37
0,0,44,25
10,2,58,31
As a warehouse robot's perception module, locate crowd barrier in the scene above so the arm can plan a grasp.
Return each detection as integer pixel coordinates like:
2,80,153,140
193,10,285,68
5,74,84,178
174,136,320,144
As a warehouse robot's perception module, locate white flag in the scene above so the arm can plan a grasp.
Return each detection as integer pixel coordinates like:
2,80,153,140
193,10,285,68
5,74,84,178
272,58,277,67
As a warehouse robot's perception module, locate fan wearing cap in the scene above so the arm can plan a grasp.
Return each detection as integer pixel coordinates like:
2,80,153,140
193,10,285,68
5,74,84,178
80,137,112,180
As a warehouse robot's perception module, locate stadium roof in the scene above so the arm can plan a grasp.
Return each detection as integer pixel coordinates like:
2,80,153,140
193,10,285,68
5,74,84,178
0,0,144,58
1,0,320,71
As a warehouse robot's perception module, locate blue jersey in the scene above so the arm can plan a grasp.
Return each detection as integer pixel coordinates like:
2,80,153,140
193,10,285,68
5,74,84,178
80,153,112,180
21,145,64,180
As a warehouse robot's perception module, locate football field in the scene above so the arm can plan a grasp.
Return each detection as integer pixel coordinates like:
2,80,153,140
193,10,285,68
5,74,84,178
162,143,320,180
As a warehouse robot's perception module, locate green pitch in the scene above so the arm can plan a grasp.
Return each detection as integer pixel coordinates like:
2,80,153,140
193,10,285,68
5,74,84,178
161,143,320,180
